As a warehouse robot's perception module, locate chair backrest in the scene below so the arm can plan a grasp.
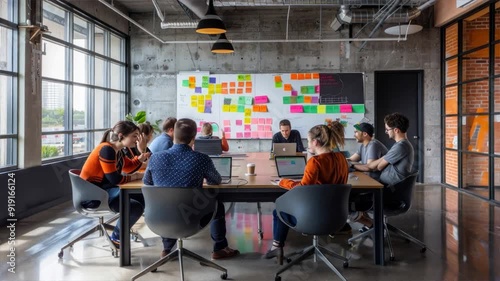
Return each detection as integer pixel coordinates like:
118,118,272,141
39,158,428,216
275,184,352,235
194,139,223,156
68,169,111,215
142,186,217,239
383,172,419,216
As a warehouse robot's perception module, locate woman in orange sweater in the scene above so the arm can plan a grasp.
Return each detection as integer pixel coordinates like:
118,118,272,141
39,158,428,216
264,123,349,263
80,120,151,247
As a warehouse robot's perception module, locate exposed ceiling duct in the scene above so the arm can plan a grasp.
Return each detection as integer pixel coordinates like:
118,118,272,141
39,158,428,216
213,0,429,7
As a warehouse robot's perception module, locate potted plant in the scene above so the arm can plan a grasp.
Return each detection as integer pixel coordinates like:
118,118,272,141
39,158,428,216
125,110,162,134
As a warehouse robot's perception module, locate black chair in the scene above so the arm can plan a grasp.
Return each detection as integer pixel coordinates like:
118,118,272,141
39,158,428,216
274,184,351,281
131,186,227,281
59,169,120,258
348,172,426,261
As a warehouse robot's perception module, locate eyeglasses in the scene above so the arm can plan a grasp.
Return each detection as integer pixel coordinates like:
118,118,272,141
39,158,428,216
385,128,394,133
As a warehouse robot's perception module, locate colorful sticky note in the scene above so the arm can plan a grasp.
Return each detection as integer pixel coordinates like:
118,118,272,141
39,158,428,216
305,73,312,79
236,120,243,126
205,94,212,100
230,105,238,112
304,96,312,103
313,73,320,79
291,90,298,96
289,96,297,104
254,95,268,104
222,105,230,112
202,82,209,88
308,86,315,94
315,85,320,93
297,96,304,103
195,87,202,93
205,100,212,107
318,105,326,114
283,96,291,104
246,81,252,87
237,74,245,81
326,105,340,113
197,95,204,101
290,105,303,113
244,108,252,117
251,132,259,138
236,132,243,138
190,101,197,107
189,76,195,83
258,131,266,138
251,118,258,124
298,73,305,80
244,125,251,131
264,125,272,131
258,118,266,124
238,96,246,105
245,88,252,93
244,118,251,124
209,77,216,83
245,74,252,81
230,82,236,88
291,73,298,80
274,76,282,83
266,131,273,138
352,104,366,113
340,104,353,113
245,96,253,105
300,86,308,94
275,82,283,88
182,80,189,87
244,132,251,138
197,105,205,113
237,88,244,94
260,105,268,112
237,105,245,112
266,118,273,125
284,84,292,91
204,107,211,113
224,127,231,132
258,125,265,132
253,105,260,112
229,88,236,94
311,96,319,104
221,82,228,88
224,120,231,126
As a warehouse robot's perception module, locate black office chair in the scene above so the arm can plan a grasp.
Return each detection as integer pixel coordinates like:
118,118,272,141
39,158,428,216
348,172,426,261
274,184,351,281
131,186,227,281
59,169,120,258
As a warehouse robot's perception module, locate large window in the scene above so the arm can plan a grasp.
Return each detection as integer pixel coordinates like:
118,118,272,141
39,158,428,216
442,2,500,202
41,0,127,160
0,0,18,170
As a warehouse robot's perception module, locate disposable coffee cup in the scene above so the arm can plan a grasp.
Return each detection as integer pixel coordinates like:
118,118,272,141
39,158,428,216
246,163,256,175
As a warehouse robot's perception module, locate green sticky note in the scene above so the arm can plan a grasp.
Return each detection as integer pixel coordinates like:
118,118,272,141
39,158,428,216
297,96,304,103
245,96,253,105
352,104,366,113
237,74,245,81
237,105,245,112
202,82,209,88
245,74,252,81
290,96,297,104
238,96,246,105
308,86,315,94
301,86,308,94
182,80,189,87
275,82,282,88
332,105,340,113
283,96,291,104
310,105,318,113
303,105,311,113
202,76,209,83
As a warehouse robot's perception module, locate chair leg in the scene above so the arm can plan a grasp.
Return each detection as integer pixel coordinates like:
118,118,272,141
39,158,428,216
386,223,427,250
130,230,148,247
130,250,179,281
99,223,118,257
348,228,374,245
183,248,227,274
257,202,263,240
318,245,348,263
315,248,347,281
59,223,101,253
104,213,120,225
384,224,395,261
275,246,315,277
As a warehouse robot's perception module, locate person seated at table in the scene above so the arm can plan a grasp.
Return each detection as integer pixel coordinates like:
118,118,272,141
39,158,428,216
198,122,229,151
123,122,154,168
263,123,349,263
143,118,239,260
149,117,177,153
80,120,151,247
271,119,305,152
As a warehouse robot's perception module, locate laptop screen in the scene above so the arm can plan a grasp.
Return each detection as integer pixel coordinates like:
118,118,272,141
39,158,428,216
210,156,232,178
275,156,306,178
194,139,223,156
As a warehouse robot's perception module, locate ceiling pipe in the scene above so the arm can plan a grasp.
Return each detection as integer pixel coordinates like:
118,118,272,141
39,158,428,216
151,0,165,22
214,0,429,7
359,0,401,50
99,0,409,45
177,0,207,19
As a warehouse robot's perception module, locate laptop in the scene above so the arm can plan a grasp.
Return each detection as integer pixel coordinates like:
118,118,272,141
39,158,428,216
210,156,232,184
274,155,307,179
194,139,223,156
273,143,297,156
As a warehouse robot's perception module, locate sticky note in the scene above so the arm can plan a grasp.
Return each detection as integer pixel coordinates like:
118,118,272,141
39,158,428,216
258,118,266,124
246,81,252,87
202,82,208,88
255,95,268,104
204,107,211,113
244,125,251,131
221,82,228,88
266,131,273,138
301,86,308,94
237,74,245,81
230,82,236,88
318,105,326,114
238,96,245,105
229,88,236,94
352,104,366,113
222,105,230,112
290,105,303,113
340,104,353,113
284,84,292,91
311,96,319,104
291,90,298,96
244,118,251,124
209,77,216,83
197,95,204,101
182,80,189,87
275,82,283,88
205,100,212,107
221,88,228,94
265,125,272,131
297,96,304,103
245,88,252,93
298,73,305,80
237,88,243,94
258,131,266,138
236,120,243,126
253,105,260,112
195,87,202,93
315,85,320,93
245,74,251,81
230,105,237,112
291,73,298,80
274,76,282,83
236,132,243,138
244,108,252,117
260,105,268,112
237,105,245,112
225,132,231,139
266,118,273,125
191,101,197,107
308,86,315,94
283,96,291,104
305,73,312,79
189,83,195,89
236,82,243,88
251,132,258,138
252,118,258,124
216,84,222,93
304,96,312,103
327,105,340,113
244,132,251,138
197,105,205,113
313,73,319,79
224,127,231,132
189,76,195,83
244,96,252,105
205,94,212,100
224,120,231,126
258,125,265,131
289,96,297,104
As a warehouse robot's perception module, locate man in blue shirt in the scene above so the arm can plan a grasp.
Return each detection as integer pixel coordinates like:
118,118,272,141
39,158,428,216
148,117,177,153
271,119,305,152
144,118,239,260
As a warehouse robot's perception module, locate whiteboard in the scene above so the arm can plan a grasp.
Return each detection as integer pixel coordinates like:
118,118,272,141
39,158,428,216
177,72,365,139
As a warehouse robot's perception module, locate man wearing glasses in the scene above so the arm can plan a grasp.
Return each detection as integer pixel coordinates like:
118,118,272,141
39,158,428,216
367,112,414,186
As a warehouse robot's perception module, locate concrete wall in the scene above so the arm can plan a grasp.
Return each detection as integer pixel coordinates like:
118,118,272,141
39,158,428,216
128,8,441,183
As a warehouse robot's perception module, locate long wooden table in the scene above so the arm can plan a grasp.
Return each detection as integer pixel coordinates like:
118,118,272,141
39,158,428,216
119,152,385,266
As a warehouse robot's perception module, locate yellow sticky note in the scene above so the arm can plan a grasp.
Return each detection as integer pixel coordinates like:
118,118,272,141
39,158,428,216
197,105,205,113
191,101,197,107
318,105,326,114
223,105,230,112
216,84,222,94
244,117,251,124
198,95,204,102
230,105,238,112
190,95,197,102
208,88,215,94
244,108,252,117
205,95,212,100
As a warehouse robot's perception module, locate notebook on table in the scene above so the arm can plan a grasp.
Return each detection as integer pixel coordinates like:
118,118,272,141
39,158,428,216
194,139,223,156
274,155,307,180
273,143,297,156
210,156,232,184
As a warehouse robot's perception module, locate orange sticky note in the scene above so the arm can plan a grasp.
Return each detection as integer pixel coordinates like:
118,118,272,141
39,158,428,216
230,88,236,94
221,88,228,94
245,87,252,93
291,73,298,80
237,88,243,94
253,105,260,112
312,73,319,79
274,76,282,83
221,82,228,88
304,96,312,103
305,73,312,79
238,82,244,88
284,84,292,91
298,73,305,80
246,81,253,87
260,105,268,112
189,76,195,83
230,82,236,88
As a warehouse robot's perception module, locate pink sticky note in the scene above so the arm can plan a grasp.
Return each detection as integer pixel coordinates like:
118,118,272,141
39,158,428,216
224,120,231,126
258,125,265,131
258,118,266,124
236,132,243,138
244,125,251,131
236,120,243,126
266,131,273,138
265,125,272,131
315,85,320,93
258,131,266,138
340,104,353,113
251,132,259,138
291,90,298,96
224,127,231,132
252,118,258,125
266,118,273,125
225,132,231,139
244,132,251,138
290,105,304,113
197,127,201,133
255,95,269,104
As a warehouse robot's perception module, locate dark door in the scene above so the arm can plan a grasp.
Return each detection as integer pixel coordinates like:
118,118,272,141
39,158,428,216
374,70,424,182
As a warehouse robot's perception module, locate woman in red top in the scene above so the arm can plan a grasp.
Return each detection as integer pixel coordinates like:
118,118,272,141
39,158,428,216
80,120,150,247
264,123,349,263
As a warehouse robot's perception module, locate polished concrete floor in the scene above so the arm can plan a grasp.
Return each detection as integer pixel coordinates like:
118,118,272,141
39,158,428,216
0,184,499,281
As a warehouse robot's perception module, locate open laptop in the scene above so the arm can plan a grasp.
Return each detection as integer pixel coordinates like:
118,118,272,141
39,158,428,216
273,143,297,156
194,139,223,156
210,156,232,184
274,155,307,179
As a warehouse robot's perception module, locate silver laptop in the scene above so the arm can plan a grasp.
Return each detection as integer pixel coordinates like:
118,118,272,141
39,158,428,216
275,155,306,179
194,139,223,156
273,143,297,156
210,156,232,184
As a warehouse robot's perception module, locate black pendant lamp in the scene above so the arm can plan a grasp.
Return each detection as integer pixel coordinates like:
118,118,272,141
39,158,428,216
196,0,226,35
211,33,234,54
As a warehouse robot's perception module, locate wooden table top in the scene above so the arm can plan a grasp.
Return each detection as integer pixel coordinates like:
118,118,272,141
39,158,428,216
119,152,383,189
